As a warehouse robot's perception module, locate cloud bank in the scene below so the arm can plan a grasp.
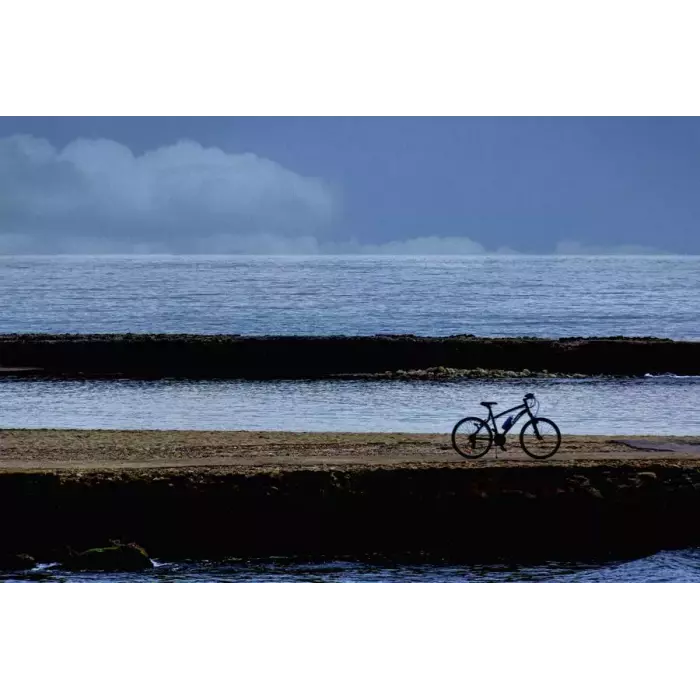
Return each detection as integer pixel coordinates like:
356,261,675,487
554,240,666,255
0,135,670,256
324,236,521,255
0,135,335,253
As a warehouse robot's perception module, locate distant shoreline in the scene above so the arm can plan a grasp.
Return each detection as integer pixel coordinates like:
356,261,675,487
0,333,697,379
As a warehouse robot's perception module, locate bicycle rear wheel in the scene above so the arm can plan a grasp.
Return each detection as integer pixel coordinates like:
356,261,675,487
519,418,561,459
451,417,493,459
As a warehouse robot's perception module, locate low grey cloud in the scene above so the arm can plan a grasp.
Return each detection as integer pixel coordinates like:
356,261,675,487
333,236,487,255
0,135,335,253
554,240,666,255
325,236,520,255
0,134,673,256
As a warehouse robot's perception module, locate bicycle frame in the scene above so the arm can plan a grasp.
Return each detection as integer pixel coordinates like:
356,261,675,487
482,400,534,437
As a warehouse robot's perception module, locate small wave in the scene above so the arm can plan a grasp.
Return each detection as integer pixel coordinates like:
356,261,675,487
644,373,698,379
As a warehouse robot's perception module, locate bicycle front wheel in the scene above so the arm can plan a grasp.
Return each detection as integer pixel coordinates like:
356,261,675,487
451,417,493,459
519,418,561,459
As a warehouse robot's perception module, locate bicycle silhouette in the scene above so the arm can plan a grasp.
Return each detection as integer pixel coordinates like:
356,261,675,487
451,392,561,459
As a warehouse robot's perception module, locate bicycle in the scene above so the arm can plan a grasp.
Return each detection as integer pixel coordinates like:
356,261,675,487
451,392,561,460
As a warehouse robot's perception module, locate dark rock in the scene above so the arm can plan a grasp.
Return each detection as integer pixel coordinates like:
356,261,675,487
62,541,153,572
0,333,696,378
330,366,590,380
0,553,36,571
3,463,700,561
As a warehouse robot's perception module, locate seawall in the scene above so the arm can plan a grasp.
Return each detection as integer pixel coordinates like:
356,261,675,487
3,461,700,562
0,334,698,378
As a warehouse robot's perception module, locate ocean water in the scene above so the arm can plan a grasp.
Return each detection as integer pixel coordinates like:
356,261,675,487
5,549,700,583
1,254,698,338
0,375,699,434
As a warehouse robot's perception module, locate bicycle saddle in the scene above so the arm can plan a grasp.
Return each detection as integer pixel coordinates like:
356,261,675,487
480,401,498,407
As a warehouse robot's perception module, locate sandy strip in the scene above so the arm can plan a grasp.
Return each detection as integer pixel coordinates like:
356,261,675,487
1,429,699,472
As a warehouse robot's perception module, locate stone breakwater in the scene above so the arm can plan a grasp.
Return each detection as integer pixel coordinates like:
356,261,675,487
1,430,700,562
0,334,697,379
3,461,700,562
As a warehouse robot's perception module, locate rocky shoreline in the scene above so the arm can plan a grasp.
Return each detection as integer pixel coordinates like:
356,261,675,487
2,430,700,565
330,367,589,380
0,333,697,379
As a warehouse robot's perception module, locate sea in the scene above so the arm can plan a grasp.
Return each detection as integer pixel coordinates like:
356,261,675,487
1,254,698,338
1,254,699,582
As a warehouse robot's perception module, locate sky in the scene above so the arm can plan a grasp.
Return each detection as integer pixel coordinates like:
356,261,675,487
0,117,698,254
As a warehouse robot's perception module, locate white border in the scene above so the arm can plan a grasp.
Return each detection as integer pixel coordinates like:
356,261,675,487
2,0,700,115
2,1,698,696
3,583,698,698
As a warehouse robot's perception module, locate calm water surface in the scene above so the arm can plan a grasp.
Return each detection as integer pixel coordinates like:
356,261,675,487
1,255,698,338
1,376,698,434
